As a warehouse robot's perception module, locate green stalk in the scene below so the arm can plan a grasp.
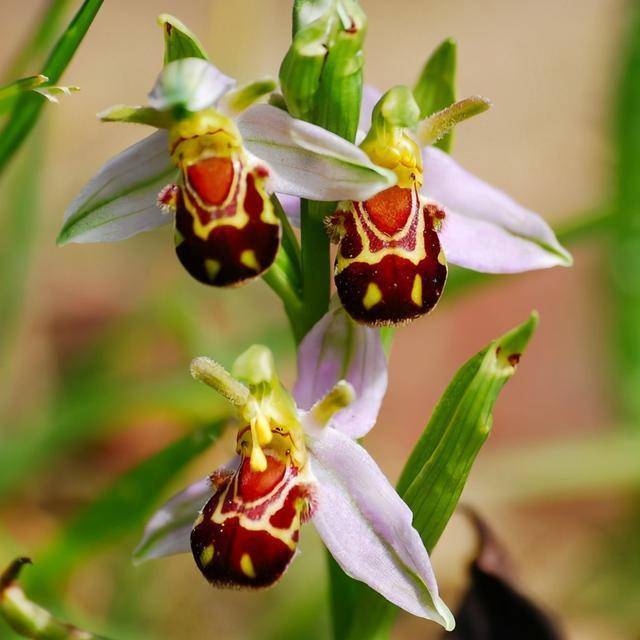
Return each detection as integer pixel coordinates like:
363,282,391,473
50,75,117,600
299,201,332,339
0,0,104,176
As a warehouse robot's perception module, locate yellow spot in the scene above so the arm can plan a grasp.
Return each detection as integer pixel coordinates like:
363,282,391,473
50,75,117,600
200,544,215,567
204,259,221,280
240,553,256,578
411,274,422,306
437,250,446,266
194,513,204,527
363,282,382,310
174,229,184,246
240,249,260,272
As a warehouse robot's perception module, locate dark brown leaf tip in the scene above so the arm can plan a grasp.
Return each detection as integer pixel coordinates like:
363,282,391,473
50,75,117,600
0,558,32,591
507,353,521,367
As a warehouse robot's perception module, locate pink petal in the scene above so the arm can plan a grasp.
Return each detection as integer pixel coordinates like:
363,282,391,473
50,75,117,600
359,84,383,132
422,146,572,273
133,476,213,563
294,305,387,439
309,428,454,629
276,193,300,228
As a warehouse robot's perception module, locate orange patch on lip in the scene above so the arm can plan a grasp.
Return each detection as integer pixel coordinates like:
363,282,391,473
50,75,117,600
363,186,413,236
187,156,235,206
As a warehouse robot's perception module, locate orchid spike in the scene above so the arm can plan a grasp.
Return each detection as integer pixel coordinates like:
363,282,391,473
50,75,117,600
58,18,396,290
134,308,453,630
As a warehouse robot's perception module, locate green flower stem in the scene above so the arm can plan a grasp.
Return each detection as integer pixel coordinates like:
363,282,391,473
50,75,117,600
0,558,111,639
0,0,104,176
299,200,332,341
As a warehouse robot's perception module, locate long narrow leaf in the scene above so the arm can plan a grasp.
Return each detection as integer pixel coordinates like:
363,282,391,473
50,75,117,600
346,313,539,639
612,1,640,423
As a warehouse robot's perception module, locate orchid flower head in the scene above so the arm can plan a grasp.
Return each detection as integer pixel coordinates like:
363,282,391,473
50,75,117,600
280,84,572,327
58,18,396,290
134,307,454,630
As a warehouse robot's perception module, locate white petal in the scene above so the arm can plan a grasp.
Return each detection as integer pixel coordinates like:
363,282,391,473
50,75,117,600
148,58,235,112
359,84,382,132
133,477,213,563
58,131,177,244
422,146,572,273
236,103,396,202
309,428,454,629
294,305,387,439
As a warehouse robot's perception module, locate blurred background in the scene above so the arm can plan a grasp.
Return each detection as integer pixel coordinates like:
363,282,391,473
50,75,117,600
0,1,637,638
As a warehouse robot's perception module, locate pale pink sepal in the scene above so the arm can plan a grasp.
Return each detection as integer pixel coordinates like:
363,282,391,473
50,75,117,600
309,428,455,630
422,146,572,273
294,305,387,439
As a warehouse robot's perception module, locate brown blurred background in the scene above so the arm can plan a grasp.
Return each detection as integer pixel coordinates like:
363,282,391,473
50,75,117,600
0,1,634,639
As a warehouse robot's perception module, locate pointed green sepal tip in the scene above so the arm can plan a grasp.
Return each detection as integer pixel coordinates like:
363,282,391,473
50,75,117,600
417,95,491,147
494,310,539,368
232,345,277,387
158,13,208,64
375,85,421,130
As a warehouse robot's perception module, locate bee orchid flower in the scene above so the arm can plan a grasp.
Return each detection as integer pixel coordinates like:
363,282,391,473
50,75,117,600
134,306,454,630
58,57,395,287
281,85,572,326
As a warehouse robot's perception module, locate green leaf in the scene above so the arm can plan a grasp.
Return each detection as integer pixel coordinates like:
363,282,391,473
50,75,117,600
346,313,539,639
612,1,640,423
25,419,226,600
158,14,208,64
0,0,103,176
413,38,456,152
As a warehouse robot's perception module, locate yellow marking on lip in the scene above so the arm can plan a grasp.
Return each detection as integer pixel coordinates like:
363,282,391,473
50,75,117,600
174,229,185,246
200,544,215,567
363,282,382,310
240,553,256,578
411,274,422,306
194,513,204,527
240,249,260,272
204,259,221,280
